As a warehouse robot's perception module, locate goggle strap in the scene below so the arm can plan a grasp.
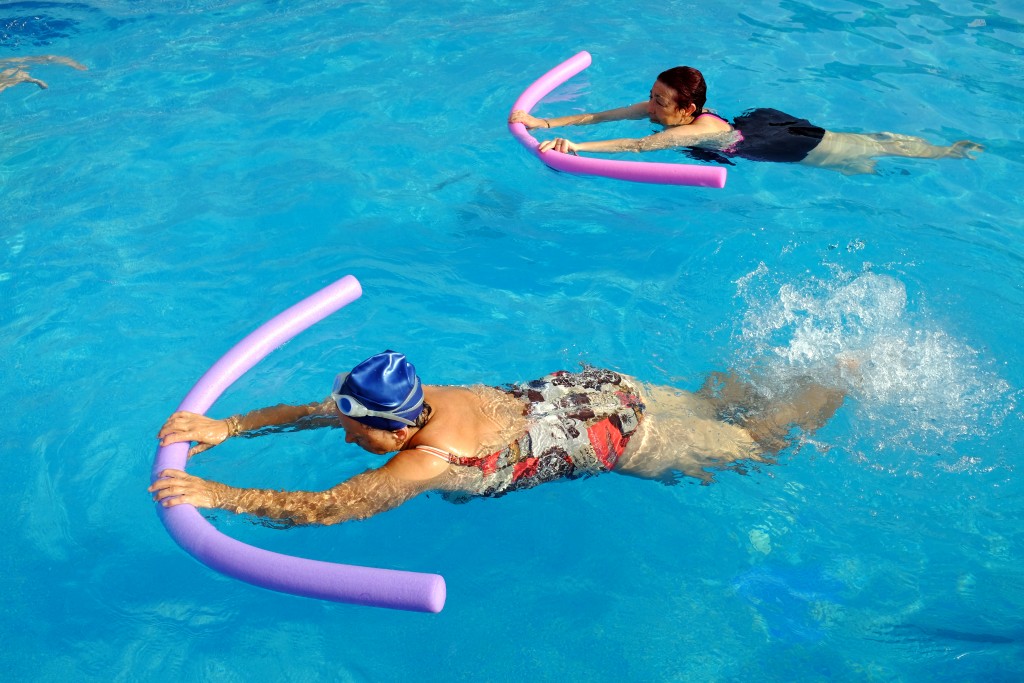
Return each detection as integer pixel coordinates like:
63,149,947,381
331,373,423,427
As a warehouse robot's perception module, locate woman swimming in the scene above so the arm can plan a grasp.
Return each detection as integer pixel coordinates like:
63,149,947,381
150,350,845,525
508,66,982,175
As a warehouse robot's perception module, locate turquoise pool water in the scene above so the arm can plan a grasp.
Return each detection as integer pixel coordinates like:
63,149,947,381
3,1,1023,680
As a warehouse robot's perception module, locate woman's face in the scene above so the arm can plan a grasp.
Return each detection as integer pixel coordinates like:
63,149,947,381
648,80,680,124
339,415,399,455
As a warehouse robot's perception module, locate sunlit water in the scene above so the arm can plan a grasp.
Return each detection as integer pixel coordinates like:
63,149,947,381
2,1,1023,681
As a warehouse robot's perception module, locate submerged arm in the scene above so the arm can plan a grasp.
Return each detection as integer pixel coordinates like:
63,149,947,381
158,398,341,457
150,455,445,526
542,126,735,155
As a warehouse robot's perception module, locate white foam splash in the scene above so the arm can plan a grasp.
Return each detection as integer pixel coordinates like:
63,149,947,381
730,269,1014,454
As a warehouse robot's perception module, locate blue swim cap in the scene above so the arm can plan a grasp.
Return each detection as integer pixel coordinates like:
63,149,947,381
332,350,424,431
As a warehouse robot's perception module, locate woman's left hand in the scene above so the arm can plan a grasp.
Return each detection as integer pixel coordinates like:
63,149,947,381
149,469,227,509
158,411,231,457
538,137,579,155
509,109,546,129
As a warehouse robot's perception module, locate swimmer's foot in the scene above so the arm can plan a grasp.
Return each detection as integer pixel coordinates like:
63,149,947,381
941,140,984,159
837,351,865,392
743,382,846,454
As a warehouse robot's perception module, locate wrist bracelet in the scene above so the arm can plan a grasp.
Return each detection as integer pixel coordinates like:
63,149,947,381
225,415,243,438
544,118,551,128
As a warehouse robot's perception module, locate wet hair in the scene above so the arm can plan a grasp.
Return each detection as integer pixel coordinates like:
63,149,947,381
656,66,707,115
412,403,432,429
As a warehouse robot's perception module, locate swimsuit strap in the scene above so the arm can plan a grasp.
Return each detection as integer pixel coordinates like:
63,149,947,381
413,445,455,463
695,111,730,125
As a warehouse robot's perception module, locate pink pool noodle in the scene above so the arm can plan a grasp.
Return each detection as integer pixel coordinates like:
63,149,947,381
151,274,446,613
509,51,727,189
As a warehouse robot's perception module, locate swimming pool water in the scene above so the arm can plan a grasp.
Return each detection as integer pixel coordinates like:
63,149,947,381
3,1,1023,680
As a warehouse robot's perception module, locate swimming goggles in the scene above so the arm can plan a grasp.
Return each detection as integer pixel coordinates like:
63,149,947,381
331,372,422,427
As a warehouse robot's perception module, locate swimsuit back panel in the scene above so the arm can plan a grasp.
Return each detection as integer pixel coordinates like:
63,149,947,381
441,368,646,499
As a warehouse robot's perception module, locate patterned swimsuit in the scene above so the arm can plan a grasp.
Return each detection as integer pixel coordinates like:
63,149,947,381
417,367,645,500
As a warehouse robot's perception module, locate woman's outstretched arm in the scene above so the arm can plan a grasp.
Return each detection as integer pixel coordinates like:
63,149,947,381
538,125,735,155
149,450,449,525
158,399,341,457
509,102,648,130
536,112,734,155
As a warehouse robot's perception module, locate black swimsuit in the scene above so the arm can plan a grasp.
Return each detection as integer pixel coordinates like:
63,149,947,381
683,108,826,164
729,108,826,162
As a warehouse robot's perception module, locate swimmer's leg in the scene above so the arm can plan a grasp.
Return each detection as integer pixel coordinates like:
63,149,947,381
614,381,767,484
1,55,87,71
0,56,86,95
860,132,983,159
698,371,845,453
740,382,846,454
613,447,717,484
0,67,47,93
801,131,982,175
697,371,762,416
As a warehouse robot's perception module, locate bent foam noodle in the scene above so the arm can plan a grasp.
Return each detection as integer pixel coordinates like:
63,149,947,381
151,275,446,613
508,51,727,189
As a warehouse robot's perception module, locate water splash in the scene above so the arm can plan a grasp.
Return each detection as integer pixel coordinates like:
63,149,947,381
731,268,1014,454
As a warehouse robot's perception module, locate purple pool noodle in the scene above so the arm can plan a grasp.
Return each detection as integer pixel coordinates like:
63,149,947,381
509,51,728,189
151,275,447,613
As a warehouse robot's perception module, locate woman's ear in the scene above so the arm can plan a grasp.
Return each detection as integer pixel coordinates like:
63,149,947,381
681,103,697,117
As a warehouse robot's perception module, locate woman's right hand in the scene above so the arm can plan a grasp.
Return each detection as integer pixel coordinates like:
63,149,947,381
158,411,232,457
537,137,579,155
509,110,548,129
149,469,229,509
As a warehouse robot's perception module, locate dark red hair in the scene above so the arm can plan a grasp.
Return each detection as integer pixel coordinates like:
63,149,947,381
656,66,707,115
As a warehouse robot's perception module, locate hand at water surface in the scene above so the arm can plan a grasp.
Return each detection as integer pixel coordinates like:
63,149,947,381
149,469,226,509
538,137,579,154
158,411,232,457
509,109,547,129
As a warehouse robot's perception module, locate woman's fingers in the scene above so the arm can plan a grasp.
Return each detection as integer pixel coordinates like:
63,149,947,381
157,412,227,449
509,110,541,128
148,469,214,507
149,468,189,487
538,138,576,155
158,411,195,438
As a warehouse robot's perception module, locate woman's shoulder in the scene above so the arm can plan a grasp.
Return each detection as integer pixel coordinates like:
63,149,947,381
417,383,524,446
385,446,452,481
693,110,734,131
424,383,494,409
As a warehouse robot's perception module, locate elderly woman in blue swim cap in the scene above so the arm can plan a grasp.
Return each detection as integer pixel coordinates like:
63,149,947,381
151,350,845,525
509,65,981,175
